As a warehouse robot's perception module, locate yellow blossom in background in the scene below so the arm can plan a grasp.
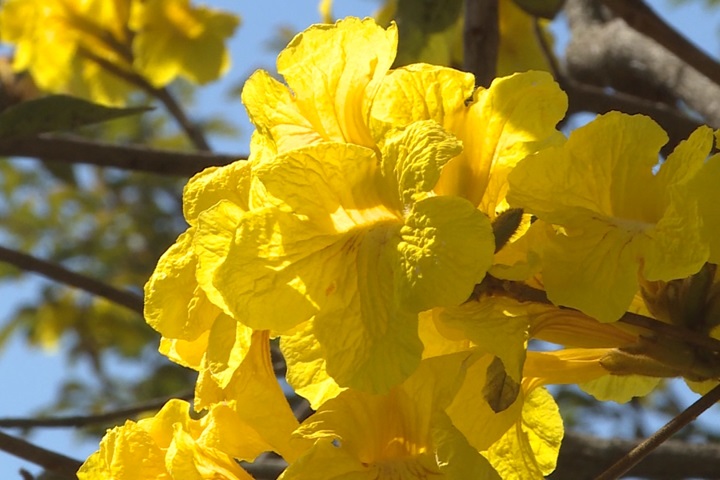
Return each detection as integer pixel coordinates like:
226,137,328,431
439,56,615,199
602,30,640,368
0,0,239,105
508,112,714,322
130,0,239,87
0,0,133,105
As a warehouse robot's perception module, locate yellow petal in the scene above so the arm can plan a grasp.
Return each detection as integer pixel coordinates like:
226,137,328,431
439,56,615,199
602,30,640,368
182,161,250,225
578,375,660,403
370,64,475,141
485,387,563,478
436,297,529,382
276,17,397,148
509,114,712,321
144,229,217,340
281,319,345,410
80,421,170,480
447,354,524,451
438,71,567,212
244,17,397,152
397,195,494,312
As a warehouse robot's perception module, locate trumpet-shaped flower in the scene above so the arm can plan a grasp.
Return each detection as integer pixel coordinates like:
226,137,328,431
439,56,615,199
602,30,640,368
370,65,567,217
280,355,500,480
242,17,397,153
508,112,714,322
78,399,264,480
202,123,495,393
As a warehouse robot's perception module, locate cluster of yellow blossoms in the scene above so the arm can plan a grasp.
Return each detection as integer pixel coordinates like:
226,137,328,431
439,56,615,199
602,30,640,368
0,0,239,105
78,17,720,479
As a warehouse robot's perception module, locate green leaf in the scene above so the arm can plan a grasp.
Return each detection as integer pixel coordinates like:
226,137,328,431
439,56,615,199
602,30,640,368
394,0,465,67
483,356,520,413
511,0,566,19
0,95,152,139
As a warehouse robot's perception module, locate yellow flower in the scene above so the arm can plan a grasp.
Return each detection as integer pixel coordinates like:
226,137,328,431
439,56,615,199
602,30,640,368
371,65,567,217
0,0,133,105
242,17,397,153
508,112,713,322
78,399,258,480
201,125,495,393
130,0,239,87
280,355,500,480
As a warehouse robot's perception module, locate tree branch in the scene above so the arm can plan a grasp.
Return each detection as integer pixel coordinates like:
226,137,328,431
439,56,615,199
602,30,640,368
0,135,242,176
532,14,702,153
594,383,720,480
599,0,720,88
0,430,82,480
553,430,720,480
81,50,211,151
0,392,193,429
564,0,720,128
463,0,499,87
0,245,143,315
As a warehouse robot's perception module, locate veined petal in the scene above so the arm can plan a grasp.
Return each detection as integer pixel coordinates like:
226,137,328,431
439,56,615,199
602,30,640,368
195,331,307,463
523,349,611,389
242,70,323,153
447,354,524,451
144,229,217,340
183,161,250,225
435,298,529,382
204,312,253,389
243,17,397,152
689,151,720,264
579,375,660,403
485,387,563,479
370,64,475,141
379,120,462,209
194,199,246,315
397,196,494,313
541,220,641,322
78,420,169,480
313,228,423,393
437,71,567,213
281,319,345,410
509,113,712,321
289,387,440,479
275,17,397,148
159,331,209,370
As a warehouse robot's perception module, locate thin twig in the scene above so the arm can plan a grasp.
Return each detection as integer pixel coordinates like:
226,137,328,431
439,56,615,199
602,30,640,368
0,134,242,176
600,0,720,87
81,50,211,151
0,391,193,429
463,0,499,87
0,245,143,315
0,430,82,479
593,383,720,480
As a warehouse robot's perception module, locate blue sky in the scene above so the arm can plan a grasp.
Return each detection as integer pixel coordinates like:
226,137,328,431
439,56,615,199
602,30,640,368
3,0,720,477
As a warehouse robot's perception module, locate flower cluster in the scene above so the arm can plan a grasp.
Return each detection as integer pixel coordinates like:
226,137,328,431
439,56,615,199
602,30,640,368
0,0,239,105
80,16,720,479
